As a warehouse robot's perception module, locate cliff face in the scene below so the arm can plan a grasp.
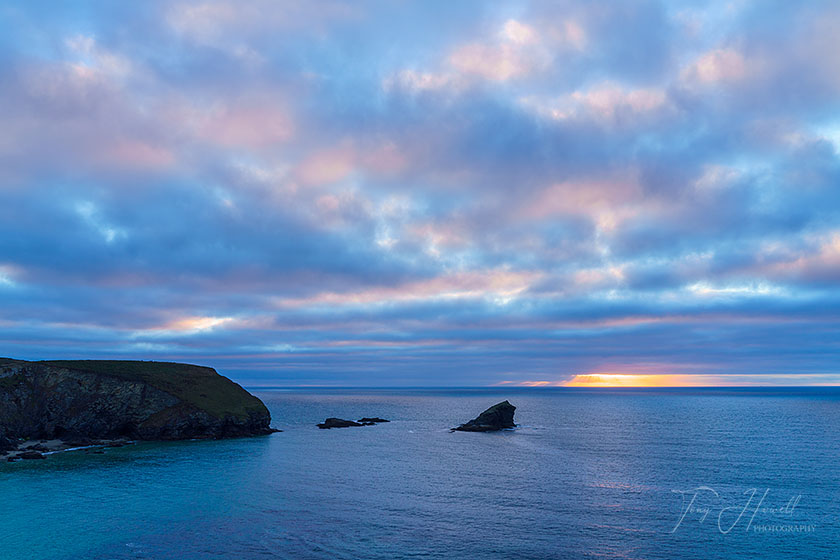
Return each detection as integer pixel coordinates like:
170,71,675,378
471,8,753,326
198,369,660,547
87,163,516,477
0,358,274,441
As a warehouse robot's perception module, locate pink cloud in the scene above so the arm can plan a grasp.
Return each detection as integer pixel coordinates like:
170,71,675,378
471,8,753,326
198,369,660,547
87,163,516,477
517,168,668,232
521,82,673,128
100,139,176,169
754,231,840,284
406,221,470,256
685,48,748,84
295,143,355,186
195,98,294,150
385,18,567,90
448,20,552,82
294,139,408,187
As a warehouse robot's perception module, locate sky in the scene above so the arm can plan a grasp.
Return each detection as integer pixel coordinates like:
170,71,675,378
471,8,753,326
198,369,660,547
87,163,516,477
0,0,839,386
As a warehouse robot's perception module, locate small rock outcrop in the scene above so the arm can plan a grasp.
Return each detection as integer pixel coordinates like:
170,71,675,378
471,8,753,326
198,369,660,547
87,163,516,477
452,401,516,432
17,451,45,460
317,417,390,429
317,418,362,429
0,358,277,452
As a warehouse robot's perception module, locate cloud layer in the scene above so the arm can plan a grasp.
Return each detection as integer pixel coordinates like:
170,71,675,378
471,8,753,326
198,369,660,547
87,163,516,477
1,0,839,385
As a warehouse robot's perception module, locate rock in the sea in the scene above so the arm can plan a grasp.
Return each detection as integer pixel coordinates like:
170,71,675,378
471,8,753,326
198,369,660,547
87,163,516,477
317,416,390,428
317,418,363,429
17,451,45,460
358,417,389,424
64,438,97,448
452,401,516,432
0,357,277,444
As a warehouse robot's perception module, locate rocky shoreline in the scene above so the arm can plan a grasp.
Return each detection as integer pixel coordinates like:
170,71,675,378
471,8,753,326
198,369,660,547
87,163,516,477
2,438,136,462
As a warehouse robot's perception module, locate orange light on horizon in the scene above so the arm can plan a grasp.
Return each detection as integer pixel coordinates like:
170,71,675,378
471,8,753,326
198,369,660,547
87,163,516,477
551,373,840,387
563,373,698,387
495,373,840,387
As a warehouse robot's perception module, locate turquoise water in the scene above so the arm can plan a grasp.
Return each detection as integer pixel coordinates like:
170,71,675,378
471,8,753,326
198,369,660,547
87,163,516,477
1,388,839,559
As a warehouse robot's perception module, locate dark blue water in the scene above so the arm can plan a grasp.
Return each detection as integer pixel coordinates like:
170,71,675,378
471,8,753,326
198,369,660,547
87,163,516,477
1,388,839,559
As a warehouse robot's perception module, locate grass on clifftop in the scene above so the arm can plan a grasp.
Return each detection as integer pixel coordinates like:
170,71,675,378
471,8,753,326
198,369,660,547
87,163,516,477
36,360,267,420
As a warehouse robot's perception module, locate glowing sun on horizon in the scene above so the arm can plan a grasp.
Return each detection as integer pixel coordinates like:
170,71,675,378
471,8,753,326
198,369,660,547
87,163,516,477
563,373,706,387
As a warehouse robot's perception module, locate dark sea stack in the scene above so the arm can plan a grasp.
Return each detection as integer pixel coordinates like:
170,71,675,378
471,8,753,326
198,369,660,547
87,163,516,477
317,418,363,429
453,401,516,432
0,358,276,444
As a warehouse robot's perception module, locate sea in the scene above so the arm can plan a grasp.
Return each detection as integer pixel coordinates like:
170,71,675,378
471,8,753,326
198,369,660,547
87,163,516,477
1,388,839,560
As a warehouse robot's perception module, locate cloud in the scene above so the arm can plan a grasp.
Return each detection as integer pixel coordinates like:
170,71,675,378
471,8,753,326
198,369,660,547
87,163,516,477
0,1,838,384
272,267,543,309
193,95,295,149
448,20,552,82
165,0,358,44
384,18,559,91
682,47,749,85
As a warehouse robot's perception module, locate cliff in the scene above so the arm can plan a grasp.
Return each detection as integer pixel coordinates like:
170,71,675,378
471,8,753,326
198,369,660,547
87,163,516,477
0,358,275,444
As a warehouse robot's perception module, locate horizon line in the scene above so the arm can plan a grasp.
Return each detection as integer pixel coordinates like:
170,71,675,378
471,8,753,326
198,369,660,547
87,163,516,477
243,384,840,390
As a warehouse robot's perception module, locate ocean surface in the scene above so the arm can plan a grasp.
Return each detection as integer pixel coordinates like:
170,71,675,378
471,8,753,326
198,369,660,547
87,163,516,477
1,388,839,560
